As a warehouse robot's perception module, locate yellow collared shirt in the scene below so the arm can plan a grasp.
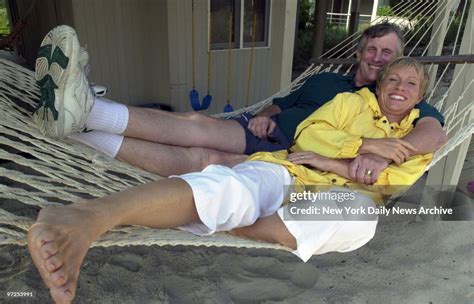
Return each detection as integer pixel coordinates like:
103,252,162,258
248,88,433,204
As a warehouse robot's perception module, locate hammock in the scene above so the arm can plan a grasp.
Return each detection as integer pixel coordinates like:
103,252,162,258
0,0,472,249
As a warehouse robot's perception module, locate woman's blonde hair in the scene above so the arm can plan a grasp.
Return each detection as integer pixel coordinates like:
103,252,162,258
377,57,430,97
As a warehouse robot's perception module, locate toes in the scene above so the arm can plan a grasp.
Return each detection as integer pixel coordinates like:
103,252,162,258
51,267,68,286
50,279,77,304
45,254,64,272
29,225,55,248
40,241,59,260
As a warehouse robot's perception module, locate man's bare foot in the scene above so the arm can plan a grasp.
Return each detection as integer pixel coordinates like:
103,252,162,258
28,202,109,303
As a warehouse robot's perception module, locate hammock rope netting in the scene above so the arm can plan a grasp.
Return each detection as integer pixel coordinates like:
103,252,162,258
0,0,472,249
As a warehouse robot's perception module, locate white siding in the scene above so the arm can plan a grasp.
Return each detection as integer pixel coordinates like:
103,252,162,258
167,0,295,114
38,0,296,112
71,0,170,107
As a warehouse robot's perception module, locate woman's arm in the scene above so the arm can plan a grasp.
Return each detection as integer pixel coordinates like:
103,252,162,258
287,152,353,180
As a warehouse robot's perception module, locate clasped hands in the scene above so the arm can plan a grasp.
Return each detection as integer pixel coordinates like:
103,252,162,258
286,138,417,185
351,138,417,184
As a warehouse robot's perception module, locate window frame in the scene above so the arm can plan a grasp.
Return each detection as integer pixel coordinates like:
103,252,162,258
208,0,271,51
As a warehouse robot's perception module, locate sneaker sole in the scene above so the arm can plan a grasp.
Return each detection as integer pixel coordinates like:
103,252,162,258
34,25,80,138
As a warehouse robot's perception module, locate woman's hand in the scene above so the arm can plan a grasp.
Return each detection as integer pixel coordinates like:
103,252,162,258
359,138,417,165
286,151,329,171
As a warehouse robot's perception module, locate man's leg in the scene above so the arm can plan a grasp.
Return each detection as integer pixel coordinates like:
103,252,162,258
117,137,248,176
85,98,248,154
71,130,247,176
28,178,198,304
124,107,247,153
34,25,247,154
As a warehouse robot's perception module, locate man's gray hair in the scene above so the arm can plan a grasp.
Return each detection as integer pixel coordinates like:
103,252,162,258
357,23,405,57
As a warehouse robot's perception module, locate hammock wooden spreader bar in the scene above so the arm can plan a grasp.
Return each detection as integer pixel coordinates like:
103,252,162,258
311,54,474,66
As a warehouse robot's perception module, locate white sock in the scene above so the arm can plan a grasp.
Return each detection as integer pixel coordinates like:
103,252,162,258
85,97,129,134
69,131,124,158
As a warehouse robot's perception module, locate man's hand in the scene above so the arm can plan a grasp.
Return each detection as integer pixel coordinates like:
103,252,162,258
349,154,390,184
248,116,277,138
360,138,417,165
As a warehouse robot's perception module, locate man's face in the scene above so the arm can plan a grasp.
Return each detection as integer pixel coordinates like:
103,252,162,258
355,32,400,86
376,65,423,122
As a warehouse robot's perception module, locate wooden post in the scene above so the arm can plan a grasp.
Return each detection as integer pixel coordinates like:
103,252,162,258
348,0,361,37
426,0,453,93
419,0,474,219
311,0,330,59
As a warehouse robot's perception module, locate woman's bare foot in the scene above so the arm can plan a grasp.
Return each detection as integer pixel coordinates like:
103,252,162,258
28,202,111,303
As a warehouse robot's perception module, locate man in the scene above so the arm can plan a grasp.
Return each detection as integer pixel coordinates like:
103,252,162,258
34,23,446,181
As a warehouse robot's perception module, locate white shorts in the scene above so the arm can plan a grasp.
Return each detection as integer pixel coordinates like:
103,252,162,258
177,161,378,262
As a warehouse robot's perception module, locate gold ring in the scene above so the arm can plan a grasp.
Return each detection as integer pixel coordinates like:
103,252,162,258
365,169,373,176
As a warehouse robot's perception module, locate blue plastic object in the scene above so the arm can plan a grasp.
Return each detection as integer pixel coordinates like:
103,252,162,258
189,89,212,111
223,104,234,112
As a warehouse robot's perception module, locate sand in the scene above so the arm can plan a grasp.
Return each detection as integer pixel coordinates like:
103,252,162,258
1,215,473,303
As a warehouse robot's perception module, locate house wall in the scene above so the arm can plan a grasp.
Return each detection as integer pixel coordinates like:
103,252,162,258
167,0,296,113
13,0,296,112
11,0,73,67
70,0,171,107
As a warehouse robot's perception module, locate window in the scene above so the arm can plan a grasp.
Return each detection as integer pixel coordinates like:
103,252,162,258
210,0,270,50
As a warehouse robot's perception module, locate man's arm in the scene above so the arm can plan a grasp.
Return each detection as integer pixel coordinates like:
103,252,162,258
351,118,446,184
402,117,447,155
257,104,282,117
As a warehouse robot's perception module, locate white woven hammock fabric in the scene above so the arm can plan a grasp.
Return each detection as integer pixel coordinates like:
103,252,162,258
0,0,473,249
0,54,471,249
0,59,292,250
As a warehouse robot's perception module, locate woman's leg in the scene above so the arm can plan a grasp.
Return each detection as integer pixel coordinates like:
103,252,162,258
28,161,290,303
28,178,198,304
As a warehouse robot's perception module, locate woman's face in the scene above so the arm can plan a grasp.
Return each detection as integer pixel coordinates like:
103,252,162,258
377,66,423,122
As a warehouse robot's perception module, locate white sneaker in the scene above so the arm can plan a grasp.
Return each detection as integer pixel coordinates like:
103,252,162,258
34,25,94,138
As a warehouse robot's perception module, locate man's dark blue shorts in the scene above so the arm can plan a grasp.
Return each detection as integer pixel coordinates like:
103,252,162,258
233,112,292,155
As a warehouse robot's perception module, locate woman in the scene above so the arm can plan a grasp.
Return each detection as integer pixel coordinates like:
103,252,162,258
28,58,433,304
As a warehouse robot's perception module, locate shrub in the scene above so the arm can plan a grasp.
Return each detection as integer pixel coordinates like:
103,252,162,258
445,14,466,46
324,23,347,51
0,8,10,36
377,6,393,17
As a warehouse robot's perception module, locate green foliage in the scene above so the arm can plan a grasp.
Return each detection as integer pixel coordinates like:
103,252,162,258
404,16,433,48
298,0,312,30
324,23,347,51
293,1,348,71
444,14,466,46
377,6,393,17
0,8,10,36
